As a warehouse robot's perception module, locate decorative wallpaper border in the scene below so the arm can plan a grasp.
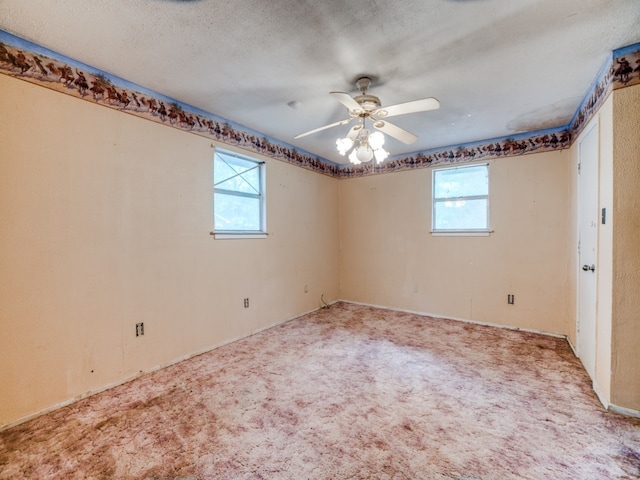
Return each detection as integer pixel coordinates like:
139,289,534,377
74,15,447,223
0,30,339,177
338,127,572,178
570,43,640,139
1,29,638,179
339,42,640,178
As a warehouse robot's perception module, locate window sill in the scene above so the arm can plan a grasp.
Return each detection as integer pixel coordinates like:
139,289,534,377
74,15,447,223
431,230,492,237
211,232,268,240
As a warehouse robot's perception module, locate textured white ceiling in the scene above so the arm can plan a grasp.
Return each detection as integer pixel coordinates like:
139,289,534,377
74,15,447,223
1,0,639,164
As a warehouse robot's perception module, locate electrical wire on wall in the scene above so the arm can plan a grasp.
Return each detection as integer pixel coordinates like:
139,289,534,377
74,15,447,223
321,294,329,309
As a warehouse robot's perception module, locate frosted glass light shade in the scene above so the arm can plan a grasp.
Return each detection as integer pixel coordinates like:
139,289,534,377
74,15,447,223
355,145,373,162
369,131,385,150
374,148,389,164
336,137,353,156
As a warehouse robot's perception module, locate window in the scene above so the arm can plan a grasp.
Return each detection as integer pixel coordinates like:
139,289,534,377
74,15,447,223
214,149,265,237
432,163,489,234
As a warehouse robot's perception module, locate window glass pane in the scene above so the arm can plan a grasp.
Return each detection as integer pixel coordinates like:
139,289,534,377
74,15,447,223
214,193,261,231
238,166,260,193
434,165,488,199
214,158,239,185
213,149,265,234
434,198,488,230
214,154,260,194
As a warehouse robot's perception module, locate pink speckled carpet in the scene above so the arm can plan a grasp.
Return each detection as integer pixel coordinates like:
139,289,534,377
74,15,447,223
1,302,639,479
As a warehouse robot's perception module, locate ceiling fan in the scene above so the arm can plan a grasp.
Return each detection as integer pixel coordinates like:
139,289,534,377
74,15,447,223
295,77,440,160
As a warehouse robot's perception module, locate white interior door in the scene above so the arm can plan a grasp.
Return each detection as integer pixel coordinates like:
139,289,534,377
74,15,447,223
577,120,599,381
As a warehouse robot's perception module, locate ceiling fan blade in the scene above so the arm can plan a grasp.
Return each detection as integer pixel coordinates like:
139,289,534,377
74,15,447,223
330,92,364,114
373,97,440,118
294,118,353,139
372,120,418,144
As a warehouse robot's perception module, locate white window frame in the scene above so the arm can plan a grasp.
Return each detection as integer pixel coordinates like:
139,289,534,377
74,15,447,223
431,163,490,236
213,149,266,239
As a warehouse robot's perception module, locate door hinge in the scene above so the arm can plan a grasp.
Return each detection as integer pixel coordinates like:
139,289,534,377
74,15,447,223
577,162,581,174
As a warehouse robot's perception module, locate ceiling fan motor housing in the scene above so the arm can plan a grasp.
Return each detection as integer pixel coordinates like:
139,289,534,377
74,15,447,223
354,94,382,114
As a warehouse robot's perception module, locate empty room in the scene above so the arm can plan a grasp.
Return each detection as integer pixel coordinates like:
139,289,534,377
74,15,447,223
1,1,639,478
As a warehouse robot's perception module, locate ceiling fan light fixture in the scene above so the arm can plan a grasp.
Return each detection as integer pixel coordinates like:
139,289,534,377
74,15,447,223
339,126,388,165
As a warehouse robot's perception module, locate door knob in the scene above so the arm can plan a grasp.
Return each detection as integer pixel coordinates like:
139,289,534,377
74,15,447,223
582,264,596,272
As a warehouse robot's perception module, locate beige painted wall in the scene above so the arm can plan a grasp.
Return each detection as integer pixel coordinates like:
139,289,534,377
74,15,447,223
0,74,339,427
338,151,574,335
611,84,640,411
